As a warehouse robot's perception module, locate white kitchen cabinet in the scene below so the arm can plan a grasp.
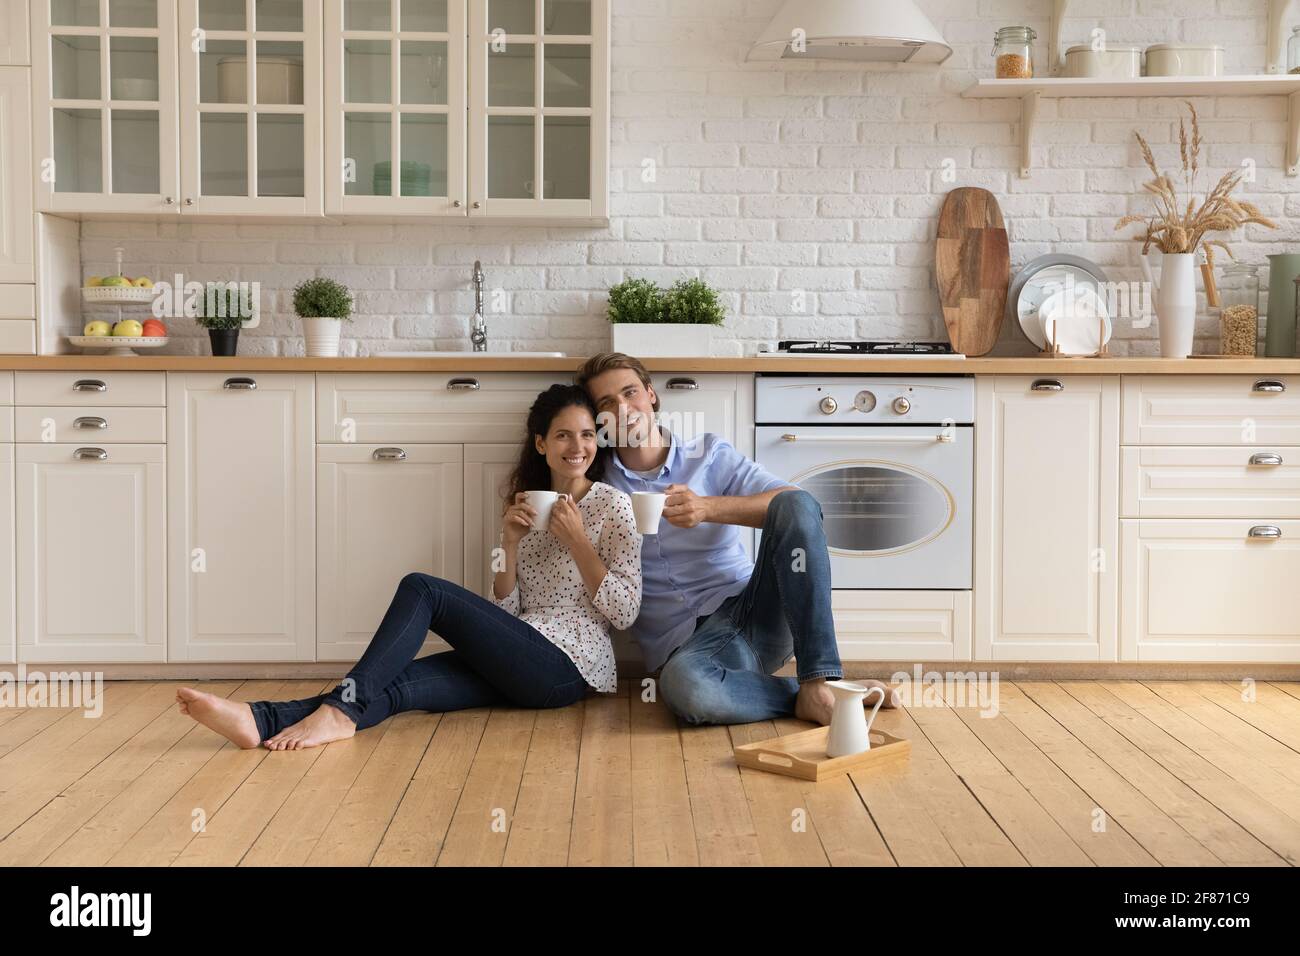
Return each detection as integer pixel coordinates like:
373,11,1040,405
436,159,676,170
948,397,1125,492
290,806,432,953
30,0,321,216
650,373,751,455
833,591,972,662
1123,375,1300,445
467,0,608,220
975,376,1120,662
464,441,515,598
1121,519,1300,662
317,442,462,661
0,66,33,281
167,372,315,662
16,442,166,662
0,441,12,664
1,0,29,64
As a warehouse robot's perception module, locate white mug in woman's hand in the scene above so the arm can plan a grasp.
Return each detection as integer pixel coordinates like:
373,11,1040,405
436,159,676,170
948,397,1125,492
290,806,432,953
524,490,571,531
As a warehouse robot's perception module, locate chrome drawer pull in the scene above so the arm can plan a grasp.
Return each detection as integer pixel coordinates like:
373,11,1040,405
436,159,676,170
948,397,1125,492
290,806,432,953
72,379,107,392
1249,453,1283,466
373,447,408,461
447,378,480,391
1030,379,1064,392
1248,525,1283,539
780,433,954,444
73,416,108,430
223,377,257,390
667,378,699,391
73,447,108,461
1253,380,1286,393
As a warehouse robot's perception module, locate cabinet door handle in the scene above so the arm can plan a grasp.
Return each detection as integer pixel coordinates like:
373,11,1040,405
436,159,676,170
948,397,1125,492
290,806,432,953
73,447,108,461
1250,453,1284,466
73,416,108,430
472,201,481,209
223,377,257,390
447,378,480,391
184,198,194,206
164,196,175,205
1253,380,1286,393
1031,379,1064,392
1249,525,1283,539
72,379,107,392
666,378,699,391
373,447,408,461
453,200,463,208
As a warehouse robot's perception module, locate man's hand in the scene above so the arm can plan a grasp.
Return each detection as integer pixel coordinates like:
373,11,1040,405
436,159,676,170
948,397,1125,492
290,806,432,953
663,483,711,528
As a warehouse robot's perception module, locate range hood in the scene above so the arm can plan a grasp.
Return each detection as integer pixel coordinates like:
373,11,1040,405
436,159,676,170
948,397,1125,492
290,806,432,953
747,0,952,64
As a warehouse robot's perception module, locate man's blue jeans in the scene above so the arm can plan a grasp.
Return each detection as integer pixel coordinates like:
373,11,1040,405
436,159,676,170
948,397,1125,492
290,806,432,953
657,490,843,725
248,573,588,742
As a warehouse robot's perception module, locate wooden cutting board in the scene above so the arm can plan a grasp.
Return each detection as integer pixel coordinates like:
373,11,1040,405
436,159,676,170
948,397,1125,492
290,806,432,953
935,187,1011,357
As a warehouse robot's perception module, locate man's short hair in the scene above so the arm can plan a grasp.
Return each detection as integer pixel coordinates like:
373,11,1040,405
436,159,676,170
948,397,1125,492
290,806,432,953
575,352,660,413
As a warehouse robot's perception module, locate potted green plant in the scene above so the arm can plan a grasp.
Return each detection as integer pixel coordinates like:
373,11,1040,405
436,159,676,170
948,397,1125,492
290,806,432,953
193,282,254,356
607,276,725,356
293,276,353,357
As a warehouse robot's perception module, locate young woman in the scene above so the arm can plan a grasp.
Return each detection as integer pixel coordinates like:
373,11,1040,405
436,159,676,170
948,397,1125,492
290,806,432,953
176,384,643,751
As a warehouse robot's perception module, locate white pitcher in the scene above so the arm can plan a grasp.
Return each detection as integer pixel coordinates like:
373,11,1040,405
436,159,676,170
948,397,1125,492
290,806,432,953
825,681,887,758
1139,252,1197,358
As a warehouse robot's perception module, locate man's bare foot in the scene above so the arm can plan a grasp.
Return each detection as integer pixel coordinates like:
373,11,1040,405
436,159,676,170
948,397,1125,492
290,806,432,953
176,686,261,749
795,681,834,725
263,702,356,751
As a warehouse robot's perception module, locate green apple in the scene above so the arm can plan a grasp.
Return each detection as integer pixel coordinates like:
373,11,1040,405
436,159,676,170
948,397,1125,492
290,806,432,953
101,276,132,288
111,319,143,337
82,320,111,337
133,277,154,288
84,276,103,287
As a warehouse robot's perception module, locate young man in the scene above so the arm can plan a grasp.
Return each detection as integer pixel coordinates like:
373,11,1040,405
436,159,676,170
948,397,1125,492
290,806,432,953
576,352,898,726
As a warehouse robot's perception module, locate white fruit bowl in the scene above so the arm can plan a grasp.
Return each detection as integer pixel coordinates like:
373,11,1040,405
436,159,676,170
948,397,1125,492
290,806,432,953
68,335,169,356
82,285,157,304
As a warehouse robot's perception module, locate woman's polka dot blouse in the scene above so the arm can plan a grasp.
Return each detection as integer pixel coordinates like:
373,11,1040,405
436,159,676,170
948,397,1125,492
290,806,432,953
490,482,643,694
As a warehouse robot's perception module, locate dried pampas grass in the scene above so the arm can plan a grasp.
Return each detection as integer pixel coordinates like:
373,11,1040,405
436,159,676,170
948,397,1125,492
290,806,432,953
1115,101,1275,271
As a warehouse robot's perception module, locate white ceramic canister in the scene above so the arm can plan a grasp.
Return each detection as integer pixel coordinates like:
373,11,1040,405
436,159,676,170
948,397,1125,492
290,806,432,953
1064,44,1142,78
1145,44,1224,77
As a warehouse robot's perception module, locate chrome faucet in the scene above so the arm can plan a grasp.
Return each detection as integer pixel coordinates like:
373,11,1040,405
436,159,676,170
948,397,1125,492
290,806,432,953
470,260,487,352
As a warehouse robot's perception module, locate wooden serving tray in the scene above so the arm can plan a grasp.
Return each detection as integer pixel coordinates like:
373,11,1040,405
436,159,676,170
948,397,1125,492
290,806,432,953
734,726,911,781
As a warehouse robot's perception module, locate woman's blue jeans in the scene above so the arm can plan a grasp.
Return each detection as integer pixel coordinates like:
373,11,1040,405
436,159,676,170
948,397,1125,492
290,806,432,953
248,573,589,741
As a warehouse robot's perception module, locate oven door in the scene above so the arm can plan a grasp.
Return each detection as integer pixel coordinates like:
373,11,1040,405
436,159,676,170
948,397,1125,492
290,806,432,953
756,425,972,589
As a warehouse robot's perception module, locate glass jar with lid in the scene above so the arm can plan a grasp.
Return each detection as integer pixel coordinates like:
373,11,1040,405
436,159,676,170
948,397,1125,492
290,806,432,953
993,27,1036,79
1289,26,1300,74
1219,263,1261,356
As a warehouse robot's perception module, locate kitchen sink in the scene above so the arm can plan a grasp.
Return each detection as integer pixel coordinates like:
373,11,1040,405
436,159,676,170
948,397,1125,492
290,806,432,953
370,350,567,358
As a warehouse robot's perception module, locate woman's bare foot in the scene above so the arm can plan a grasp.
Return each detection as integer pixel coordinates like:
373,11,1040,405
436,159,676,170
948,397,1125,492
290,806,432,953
795,681,834,725
263,702,356,751
176,686,261,749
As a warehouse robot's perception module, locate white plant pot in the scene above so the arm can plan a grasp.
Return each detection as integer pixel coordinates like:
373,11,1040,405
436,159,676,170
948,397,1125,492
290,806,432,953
301,316,343,357
610,323,713,357
1141,252,1197,358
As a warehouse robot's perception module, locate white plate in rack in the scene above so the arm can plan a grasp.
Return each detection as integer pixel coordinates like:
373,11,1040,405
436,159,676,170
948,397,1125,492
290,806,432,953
68,335,169,356
81,285,158,304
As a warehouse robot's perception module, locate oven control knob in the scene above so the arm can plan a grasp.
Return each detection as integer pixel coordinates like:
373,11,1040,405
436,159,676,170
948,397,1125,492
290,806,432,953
892,396,911,415
819,396,838,415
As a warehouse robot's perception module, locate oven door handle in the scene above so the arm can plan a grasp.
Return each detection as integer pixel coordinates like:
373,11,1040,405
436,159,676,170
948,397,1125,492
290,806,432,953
779,433,956,444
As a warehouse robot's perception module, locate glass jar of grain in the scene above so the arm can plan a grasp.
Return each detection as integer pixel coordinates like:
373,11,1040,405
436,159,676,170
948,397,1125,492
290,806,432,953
1219,263,1260,356
993,27,1036,79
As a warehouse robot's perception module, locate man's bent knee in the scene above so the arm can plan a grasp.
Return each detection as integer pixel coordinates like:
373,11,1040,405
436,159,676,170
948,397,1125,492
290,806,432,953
658,659,736,726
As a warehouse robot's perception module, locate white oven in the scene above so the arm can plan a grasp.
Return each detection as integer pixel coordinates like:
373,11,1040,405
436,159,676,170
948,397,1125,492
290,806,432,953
755,375,974,589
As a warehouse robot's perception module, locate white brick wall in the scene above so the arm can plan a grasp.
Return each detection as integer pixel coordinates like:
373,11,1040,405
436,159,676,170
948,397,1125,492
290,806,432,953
81,0,1297,357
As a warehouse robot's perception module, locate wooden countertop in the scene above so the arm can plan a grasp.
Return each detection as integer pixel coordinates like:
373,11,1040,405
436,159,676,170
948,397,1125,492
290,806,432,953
1,354,1299,374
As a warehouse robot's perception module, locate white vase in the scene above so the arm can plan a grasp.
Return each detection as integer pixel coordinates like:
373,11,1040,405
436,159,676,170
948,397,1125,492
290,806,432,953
610,323,713,357
301,316,342,357
1140,252,1197,358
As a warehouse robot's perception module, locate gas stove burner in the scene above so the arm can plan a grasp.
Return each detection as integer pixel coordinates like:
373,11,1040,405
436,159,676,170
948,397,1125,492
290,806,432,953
777,340,959,356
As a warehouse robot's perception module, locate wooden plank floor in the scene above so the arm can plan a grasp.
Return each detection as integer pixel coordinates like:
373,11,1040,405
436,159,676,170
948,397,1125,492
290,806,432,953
1,679,1298,867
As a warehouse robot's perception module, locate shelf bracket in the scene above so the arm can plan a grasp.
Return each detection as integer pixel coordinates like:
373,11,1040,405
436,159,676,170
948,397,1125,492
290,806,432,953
1267,0,1296,74
1020,91,1041,178
1289,90,1300,176
1049,0,1069,76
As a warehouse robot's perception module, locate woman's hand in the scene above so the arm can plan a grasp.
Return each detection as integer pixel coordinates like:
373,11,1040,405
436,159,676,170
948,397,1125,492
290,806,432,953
547,496,588,552
501,493,537,547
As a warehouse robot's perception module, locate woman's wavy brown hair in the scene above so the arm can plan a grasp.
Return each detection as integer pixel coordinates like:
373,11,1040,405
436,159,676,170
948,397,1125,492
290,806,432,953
503,384,608,507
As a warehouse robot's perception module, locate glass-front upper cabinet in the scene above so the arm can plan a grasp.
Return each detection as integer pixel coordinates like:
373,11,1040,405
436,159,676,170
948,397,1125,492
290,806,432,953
177,0,322,215
31,0,181,213
324,0,467,215
468,0,607,219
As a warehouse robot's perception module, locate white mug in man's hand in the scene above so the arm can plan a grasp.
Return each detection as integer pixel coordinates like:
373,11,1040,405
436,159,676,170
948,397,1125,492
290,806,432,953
524,490,571,532
631,492,667,534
